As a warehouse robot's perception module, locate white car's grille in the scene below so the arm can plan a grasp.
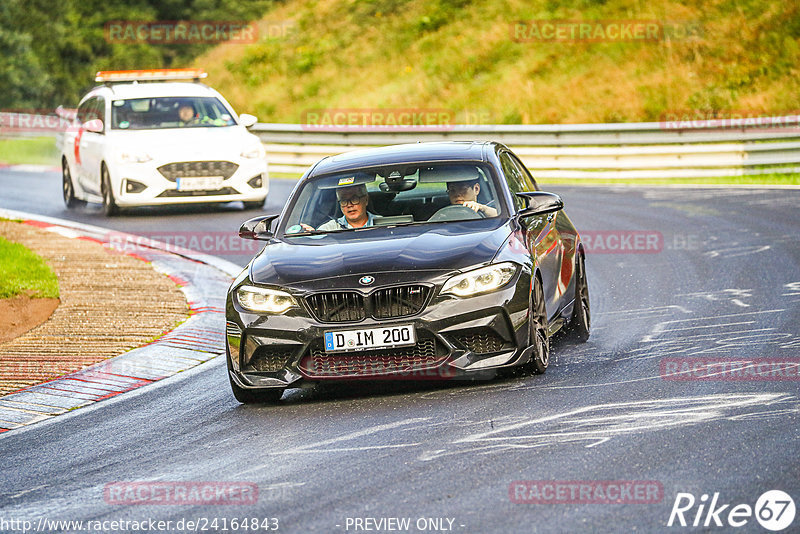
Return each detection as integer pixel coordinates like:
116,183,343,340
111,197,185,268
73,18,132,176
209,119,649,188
157,161,239,181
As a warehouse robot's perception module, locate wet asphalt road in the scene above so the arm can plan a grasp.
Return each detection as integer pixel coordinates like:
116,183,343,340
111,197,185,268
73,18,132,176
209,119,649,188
1,169,799,533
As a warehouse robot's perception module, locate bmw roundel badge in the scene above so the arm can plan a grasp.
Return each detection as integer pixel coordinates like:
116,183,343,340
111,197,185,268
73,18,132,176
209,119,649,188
359,275,375,286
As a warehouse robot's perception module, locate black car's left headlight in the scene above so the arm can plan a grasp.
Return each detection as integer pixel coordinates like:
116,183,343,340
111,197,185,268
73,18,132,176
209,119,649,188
236,285,298,314
441,262,518,298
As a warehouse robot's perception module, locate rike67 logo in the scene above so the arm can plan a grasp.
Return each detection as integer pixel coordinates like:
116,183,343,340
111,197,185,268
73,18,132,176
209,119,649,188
668,490,795,531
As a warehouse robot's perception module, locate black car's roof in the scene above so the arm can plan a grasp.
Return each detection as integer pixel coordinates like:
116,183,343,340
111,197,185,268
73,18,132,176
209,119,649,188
309,141,498,176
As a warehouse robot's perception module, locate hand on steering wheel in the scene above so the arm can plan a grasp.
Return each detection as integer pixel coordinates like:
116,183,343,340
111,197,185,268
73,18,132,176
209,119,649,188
429,204,484,222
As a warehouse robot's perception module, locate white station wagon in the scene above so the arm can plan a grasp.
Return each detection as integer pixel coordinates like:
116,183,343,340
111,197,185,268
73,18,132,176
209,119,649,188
61,69,268,215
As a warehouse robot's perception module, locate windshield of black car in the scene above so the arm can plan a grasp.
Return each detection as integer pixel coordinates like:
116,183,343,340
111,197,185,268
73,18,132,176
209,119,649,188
110,97,236,130
282,163,502,236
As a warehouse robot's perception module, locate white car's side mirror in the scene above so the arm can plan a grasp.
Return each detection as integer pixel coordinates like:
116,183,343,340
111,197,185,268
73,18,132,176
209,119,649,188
83,119,104,133
238,114,258,128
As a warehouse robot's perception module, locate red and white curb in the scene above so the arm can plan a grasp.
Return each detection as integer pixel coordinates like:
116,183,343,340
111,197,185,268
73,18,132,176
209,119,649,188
0,209,243,433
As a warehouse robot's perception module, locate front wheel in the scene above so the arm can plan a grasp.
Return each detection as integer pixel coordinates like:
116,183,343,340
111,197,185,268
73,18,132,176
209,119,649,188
526,276,550,374
101,165,119,216
242,199,265,210
230,380,284,404
564,253,590,343
228,371,284,404
62,159,84,208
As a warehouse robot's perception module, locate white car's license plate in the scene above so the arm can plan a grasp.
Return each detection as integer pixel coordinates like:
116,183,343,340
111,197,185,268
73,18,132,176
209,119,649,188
324,325,416,353
176,176,224,191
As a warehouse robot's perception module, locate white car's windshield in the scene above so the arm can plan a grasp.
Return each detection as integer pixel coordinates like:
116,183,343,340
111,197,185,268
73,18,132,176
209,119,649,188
283,163,501,236
110,96,236,130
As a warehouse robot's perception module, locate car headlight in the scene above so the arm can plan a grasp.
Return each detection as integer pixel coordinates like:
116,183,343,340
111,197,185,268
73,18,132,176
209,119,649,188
441,262,517,298
118,150,152,164
241,145,265,159
236,285,297,314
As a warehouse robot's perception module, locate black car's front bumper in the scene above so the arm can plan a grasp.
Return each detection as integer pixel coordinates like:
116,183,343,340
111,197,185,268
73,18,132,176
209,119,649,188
226,277,532,390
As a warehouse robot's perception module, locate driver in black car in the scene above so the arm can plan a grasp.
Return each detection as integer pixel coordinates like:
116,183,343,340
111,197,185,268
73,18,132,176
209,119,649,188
446,178,498,217
291,183,376,233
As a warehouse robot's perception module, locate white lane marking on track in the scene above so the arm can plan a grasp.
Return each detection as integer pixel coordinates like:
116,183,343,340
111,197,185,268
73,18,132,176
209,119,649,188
10,485,48,499
704,245,770,258
417,394,796,461
455,394,785,443
231,418,431,472
267,444,422,454
652,320,755,333
599,305,692,316
640,309,785,342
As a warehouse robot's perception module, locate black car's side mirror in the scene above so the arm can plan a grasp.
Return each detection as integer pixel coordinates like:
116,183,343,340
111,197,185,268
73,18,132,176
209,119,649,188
239,214,279,240
515,192,564,217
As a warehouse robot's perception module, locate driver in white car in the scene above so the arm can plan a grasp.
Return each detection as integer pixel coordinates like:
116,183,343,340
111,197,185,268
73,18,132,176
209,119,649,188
446,178,498,217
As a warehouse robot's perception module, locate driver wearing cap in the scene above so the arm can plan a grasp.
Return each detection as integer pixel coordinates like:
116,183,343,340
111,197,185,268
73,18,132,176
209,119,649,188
446,178,498,217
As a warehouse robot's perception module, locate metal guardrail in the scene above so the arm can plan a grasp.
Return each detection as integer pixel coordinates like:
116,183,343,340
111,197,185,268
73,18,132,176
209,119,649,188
252,118,800,179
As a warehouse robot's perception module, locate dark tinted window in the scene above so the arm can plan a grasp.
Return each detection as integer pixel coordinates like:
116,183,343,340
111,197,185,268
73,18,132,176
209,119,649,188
508,152,538,191
499,151,526,211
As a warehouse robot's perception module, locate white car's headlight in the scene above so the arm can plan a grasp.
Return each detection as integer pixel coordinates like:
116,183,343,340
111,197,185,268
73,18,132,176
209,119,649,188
441,262,518,298
118,150,152,164
236,285,297,314
241,145,265,159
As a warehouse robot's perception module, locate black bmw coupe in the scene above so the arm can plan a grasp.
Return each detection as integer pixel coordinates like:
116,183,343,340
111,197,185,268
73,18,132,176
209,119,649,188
226,141,590,403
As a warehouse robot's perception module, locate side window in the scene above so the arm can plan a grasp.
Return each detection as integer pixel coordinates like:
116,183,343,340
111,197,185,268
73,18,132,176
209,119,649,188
499,151,526,211
509,152,539,191
92,97,106,126
77,98,96,124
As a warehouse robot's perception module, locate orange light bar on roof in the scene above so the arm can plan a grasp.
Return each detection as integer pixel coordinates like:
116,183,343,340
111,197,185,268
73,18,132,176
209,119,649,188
95,68,207,83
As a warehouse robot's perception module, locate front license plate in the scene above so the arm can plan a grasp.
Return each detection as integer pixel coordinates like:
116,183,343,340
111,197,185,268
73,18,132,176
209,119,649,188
176,176,224,191
324,325,416,353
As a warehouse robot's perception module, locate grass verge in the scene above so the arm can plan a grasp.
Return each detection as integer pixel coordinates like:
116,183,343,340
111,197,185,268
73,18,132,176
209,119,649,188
0,137,60,166
0,235,59,299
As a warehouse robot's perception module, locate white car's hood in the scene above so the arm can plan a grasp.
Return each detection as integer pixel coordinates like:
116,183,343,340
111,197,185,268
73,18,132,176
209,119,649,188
108,126,261,161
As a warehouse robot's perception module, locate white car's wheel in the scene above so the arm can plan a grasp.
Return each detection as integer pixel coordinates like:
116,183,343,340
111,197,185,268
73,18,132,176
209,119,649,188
101,165,119,216
62,159,84,209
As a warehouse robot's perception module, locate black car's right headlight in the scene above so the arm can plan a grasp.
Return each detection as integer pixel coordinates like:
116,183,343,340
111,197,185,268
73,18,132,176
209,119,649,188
236,285,298,314
441,262,518,298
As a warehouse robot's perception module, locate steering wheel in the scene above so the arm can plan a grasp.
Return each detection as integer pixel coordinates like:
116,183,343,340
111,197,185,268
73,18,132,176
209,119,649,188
428,204,484,222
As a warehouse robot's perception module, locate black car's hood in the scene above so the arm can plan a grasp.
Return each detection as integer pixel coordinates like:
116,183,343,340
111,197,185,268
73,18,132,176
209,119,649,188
250,221,512,287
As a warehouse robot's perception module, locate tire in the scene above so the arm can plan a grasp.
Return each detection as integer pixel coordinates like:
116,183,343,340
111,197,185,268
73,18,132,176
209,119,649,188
62,159,84,208
527,276,550,374
242,199,265,210
101,165,119,216
226,356,284,404
564,253,590,343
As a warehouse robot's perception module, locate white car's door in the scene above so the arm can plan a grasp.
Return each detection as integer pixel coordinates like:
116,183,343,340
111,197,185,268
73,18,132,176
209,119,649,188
78,97,106,196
